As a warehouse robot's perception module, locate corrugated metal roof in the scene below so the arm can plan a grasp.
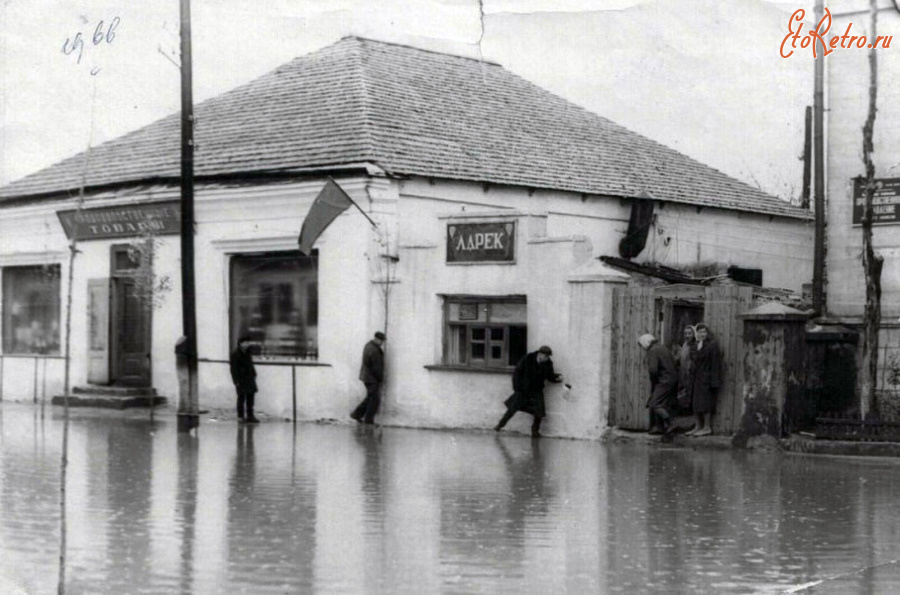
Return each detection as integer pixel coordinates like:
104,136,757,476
0,37,811,219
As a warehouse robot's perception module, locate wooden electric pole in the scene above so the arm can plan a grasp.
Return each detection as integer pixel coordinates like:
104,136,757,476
177,0,199,432
812,0,826,316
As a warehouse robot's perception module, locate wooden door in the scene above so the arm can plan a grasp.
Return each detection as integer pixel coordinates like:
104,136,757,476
87,279,111,384
704,285,753,435
608,286,656,430
109,245,151,387
111,276,151,386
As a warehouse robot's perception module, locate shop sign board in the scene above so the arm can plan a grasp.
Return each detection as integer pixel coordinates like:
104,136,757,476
446,221,516,263
853,178,900,225
57,201,181,240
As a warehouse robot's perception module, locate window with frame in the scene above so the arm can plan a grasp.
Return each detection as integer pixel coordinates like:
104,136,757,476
2,265,61,355
230,251,318,359
443,296,527,369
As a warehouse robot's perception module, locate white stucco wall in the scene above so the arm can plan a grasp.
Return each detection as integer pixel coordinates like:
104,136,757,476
826,4,900,319
0,171,813,437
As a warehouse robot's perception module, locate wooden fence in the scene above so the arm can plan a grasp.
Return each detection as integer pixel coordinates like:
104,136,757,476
608,284,753,434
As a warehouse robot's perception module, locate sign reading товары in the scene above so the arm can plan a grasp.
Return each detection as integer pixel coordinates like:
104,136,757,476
446,221,516,263
57,201,181,240
853,178,900,225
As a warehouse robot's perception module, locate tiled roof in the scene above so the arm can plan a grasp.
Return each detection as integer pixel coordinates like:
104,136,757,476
0,37,810,219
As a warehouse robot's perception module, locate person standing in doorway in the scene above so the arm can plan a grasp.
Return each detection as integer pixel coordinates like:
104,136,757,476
688,323,720,437
638,334,679,436
230,336,259,423
351,331,386,425
676,325,697,414
494,346,563,438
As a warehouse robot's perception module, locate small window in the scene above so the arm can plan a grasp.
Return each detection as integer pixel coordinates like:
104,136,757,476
2,265,61,355
443,296,526,369
230,251,318,359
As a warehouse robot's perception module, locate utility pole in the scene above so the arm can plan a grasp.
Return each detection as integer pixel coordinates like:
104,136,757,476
177,0,199,432
801,105,812,210
812,0,826,316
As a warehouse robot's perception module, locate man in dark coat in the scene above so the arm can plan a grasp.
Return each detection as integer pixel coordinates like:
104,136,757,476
230,336,259,423
351,331,386,424
638,334,678,435
494,345,563,438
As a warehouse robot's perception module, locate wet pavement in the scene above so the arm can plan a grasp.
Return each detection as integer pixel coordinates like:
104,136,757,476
1,402,899,594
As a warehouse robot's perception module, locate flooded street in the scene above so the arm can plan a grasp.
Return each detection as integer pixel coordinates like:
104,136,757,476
1,403,899,593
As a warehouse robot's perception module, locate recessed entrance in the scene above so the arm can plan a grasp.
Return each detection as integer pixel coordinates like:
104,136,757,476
109,244,151,387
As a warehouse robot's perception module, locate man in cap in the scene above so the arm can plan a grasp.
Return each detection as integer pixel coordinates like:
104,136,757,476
351,331,386,424
494,345,563,438
230,335,259,423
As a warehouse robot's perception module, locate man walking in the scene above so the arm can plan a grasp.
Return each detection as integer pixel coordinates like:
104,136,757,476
230,336,259,423
494,345,563,438
351,331,386,424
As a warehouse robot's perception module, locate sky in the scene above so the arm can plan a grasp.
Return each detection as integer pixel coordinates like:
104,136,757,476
0,0,834,201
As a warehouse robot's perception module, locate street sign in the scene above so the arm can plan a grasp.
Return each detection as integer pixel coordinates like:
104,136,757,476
446,221,516,263
853,178,900,225
57,201,181,240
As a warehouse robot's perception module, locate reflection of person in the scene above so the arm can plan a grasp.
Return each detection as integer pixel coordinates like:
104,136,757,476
638,334,678,435
230,336,259,423
687,323,720,437
494,346,563,438
351,332,386,424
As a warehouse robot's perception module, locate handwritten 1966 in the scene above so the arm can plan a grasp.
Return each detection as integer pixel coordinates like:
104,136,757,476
61,17,121,74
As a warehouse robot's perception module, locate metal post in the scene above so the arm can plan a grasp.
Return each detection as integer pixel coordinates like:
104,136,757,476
177,0,199,432
812,0,826,316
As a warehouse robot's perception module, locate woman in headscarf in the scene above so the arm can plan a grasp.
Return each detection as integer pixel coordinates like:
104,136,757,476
687,323,720,437
638,334,678,436
676,325,697,414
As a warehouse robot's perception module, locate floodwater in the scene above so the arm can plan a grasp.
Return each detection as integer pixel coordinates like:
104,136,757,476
1,404,899,594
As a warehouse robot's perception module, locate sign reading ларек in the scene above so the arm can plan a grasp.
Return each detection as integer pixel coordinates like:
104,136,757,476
853,178,900,225
446,221,516,263
57,201,181,240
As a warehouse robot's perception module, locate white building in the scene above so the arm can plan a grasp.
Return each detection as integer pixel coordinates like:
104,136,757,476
825,3,900,418
0,37,812,438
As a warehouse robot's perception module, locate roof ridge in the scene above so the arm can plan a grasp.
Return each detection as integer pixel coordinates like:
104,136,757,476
352,40,377,164
339,35,502,67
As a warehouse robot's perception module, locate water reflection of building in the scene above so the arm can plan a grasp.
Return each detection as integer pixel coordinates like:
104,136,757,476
101,421,155,588
225,424,317,591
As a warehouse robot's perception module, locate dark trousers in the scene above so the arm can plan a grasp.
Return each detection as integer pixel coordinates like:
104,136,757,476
352,382,381,423
495,407,543,435
649,406,672,434
237,389,256,420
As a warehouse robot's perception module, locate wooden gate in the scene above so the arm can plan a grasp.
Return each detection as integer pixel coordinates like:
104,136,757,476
608,284,753,433
608,286,655,430
704,285,753,435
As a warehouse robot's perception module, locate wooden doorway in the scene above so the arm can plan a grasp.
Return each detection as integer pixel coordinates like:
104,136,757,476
110,245,151,386
609,284,753,433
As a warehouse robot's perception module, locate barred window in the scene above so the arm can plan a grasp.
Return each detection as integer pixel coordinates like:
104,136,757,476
443,296,526,369
2,265,61,355
230,251,318,359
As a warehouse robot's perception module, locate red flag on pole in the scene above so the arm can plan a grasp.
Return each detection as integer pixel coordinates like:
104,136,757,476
298,179,355,255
